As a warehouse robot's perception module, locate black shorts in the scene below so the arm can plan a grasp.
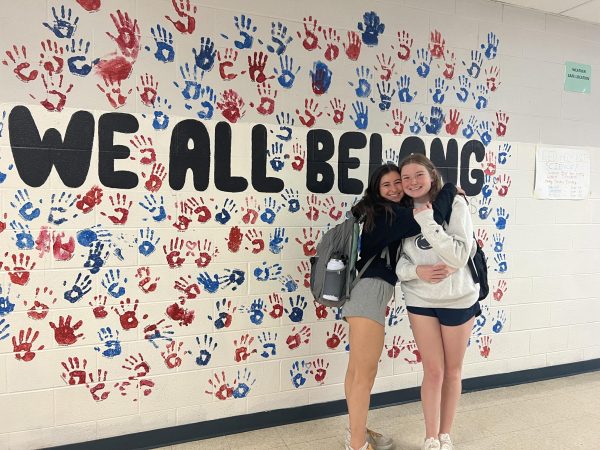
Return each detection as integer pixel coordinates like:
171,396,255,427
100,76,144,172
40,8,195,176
407,302,481,327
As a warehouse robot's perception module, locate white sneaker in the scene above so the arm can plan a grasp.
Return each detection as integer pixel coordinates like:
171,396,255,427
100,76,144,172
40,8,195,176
344,427,393,450
439,433,453,450
423,437,441,450
345,443,373,450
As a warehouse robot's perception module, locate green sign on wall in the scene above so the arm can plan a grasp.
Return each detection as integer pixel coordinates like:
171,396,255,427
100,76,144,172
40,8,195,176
565,61,591,93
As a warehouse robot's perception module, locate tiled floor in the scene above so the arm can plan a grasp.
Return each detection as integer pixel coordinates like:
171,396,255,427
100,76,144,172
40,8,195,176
159,371,600,450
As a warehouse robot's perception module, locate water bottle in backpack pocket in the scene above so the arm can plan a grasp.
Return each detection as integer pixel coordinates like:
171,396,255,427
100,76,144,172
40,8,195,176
322,256,346,301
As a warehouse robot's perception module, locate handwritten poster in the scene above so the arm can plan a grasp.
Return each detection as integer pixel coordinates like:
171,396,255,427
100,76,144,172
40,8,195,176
534,147,590,199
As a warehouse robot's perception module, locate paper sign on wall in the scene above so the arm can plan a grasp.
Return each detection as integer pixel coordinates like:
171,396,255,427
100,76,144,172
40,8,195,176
534,147,590,199
564,61,591,93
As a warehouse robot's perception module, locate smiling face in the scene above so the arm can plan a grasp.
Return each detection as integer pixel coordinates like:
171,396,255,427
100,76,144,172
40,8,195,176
401,162,433,203
378,171,404,203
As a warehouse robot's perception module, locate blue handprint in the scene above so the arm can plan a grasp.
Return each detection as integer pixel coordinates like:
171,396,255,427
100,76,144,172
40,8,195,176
478,197,492,220
493,207,509,230
135,227,160,256
455,75,471,103
48,192,78,225
268,142,285,172
43,5,79,38
397,75,416,103
84,241,109,274
195,334,218,366
410,112,426,134
139,194,167,222
94,327,122,358
494,253,508,273
269,228,288,254
462,115,478,139
349,66,372,98
482,175,494,199
246,298,266,325
11,189,40,221
253,262,283,281
281,189,300,213
498,143,512,165
197,272,220,294
267,21,293,55
152,97,172,130
383,148,400,165
430,77,448,104
0,156,13,183
425,106,444,135
193,37,216,71
174,62,202,102
63,273,92,303
481,32,499,59
0,318,10,340
464,50,483,78
274,54,300,89
477,121,492,146
290,360,309,388
350,101,368,130
220,269,246,291
196,86,217,120
492,310,507,333
215,198,237,224
376,81,395,111
285,295,307,323
233,368,256,399
492,233,505,253
208,298,234,329
65,38,98,77
10,221,34,250
148,24,175,63
260,198,282,224
473,84,489,110
258,331,277,358
413,48,432,78
357,11,385,46
279,275,298,293
233,14,258,50
387,304,405,327
101,269,128,299
77,225,112,247
310,60,332,95
0,285,15,316
275,112,294,141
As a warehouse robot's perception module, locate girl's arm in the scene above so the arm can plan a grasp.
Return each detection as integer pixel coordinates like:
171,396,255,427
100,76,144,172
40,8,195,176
413,197,473,268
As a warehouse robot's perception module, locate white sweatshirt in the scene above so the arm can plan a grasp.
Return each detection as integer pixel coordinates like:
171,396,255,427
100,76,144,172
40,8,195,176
396,197,478,309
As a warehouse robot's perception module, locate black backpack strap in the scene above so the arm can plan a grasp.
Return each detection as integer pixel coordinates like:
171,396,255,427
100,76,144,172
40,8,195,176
467,233,479,283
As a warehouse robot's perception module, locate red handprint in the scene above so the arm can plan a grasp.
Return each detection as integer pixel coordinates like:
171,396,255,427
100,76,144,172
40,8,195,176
314,301,328,320
136,266,160,294
387,108,408,135
494,111,509,137
292,143,306,171
205,371,233,400
478,335,492,358
326,323,347,350
268,293,284,319
485,66,501,92
242,196,260,224
375,53,395,81
106,10,141,60
428,30,445,59
322,27,341,61
304,194,322,221
137,73,158,107
39,39,64,76
297,261,311,289
25,287,56,320
403,341,421,364
483,150,497,176
97,75,132,109
217,47,239,80
309,358,329,384
493,280,508,302
296,98,323,128
2,44,38,82
87,369,111,401
52,231,76,261
142,163,167,192
49,315,84,345
76,0,101,12
445,109,463,135
227,226,243,253
35,228,52,258
297,16,321,51
100,193,132,225
256,82,277,115
186,197,212,223
89,295,109,319
12,327,44,362
163,237,186,268
60,357,87,385
328,98,346,125
112,297,140,330
286,325,311,350
217,89,246,123
395,31,413,61
234,333,256,362
5,252,36,286
172,200,193,232
495,174,511,197
322,196,346,221
130,134,156,165
174,275,201,300
247,51,269,83
244,229,265,254
386,336,406,359
343,31,361,61
166,301,195,326
76,185,103,213
165,0,197,34
161,340,186,369
476,228,489,249
31,73,73,112
442,50,456,79
194,239,219,268
295,227,320,256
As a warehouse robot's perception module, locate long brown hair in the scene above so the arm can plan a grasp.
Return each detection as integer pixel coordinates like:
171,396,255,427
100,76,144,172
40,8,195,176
351,163,401,232
398,154,443,207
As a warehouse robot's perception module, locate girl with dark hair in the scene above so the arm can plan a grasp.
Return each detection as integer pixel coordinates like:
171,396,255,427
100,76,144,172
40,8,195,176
396,154,480,450
343,162,459,450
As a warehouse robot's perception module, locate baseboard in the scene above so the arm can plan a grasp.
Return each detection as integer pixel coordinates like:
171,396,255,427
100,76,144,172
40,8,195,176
48,357,600,450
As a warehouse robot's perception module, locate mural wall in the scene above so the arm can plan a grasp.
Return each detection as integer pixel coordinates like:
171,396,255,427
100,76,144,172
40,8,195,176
0,0,598,447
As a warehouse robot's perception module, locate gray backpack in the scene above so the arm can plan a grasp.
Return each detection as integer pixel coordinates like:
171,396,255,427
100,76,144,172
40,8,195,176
309,217,377,307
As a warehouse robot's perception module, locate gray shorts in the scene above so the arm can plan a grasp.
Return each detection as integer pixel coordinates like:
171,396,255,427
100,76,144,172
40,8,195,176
342,277,394,326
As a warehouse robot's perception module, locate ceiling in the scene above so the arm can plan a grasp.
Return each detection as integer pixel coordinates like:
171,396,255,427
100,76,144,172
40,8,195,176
498,0,600,24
